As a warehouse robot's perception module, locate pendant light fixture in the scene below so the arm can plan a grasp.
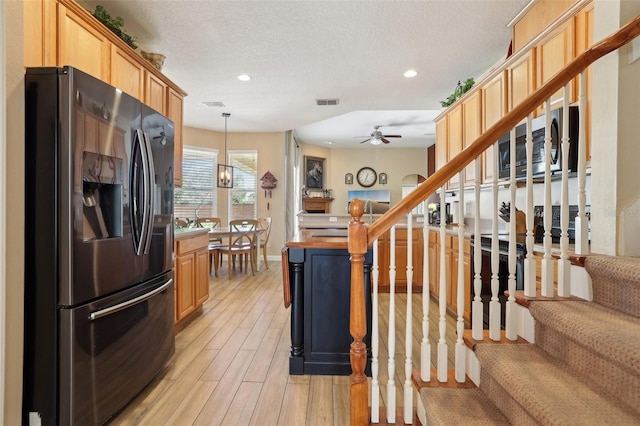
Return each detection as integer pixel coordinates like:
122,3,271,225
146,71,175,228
217,112,234,188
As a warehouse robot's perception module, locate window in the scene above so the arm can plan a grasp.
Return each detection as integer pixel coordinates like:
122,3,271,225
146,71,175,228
228,150,257,220
174,147,217,222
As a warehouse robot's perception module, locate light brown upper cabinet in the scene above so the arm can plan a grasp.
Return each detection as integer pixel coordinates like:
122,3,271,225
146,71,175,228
507,50,536,114
462,91,482,186
110,45,145,101
481,70,508,183
574,2,594,162
535,18,575,113
446,104,463,189
145,72,168,114
57,2,110,81
168,88,184,187
435,117,448,190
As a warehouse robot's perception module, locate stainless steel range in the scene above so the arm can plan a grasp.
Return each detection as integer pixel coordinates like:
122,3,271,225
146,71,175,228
470,234,525,329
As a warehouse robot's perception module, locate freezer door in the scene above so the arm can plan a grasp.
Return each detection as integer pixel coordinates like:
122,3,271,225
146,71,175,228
58,272,175,425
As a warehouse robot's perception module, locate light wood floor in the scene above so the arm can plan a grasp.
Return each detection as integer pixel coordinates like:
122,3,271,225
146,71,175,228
109,261,457,425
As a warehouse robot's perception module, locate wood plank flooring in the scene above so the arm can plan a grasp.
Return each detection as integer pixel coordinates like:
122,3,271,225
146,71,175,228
109,261,458,425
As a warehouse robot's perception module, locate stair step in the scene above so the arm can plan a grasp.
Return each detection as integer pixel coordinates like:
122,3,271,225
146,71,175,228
475,344,640,424
419,387,510,425
585,254,640,317
529,300,640,376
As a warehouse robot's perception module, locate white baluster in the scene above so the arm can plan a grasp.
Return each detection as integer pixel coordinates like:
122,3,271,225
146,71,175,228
542,99,555,297
524,114,537,298
404,214,414,423
438,185,448,381
370,239,380,423
387,226,396,423
490,142,501,341
456,171,466,381
421,204,431,381
506,127,517,340
472,158,483,340
558,86,571,297
575,70,590,255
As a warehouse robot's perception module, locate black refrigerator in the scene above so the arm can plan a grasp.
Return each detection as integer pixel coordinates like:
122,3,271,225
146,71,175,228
23,66,175,425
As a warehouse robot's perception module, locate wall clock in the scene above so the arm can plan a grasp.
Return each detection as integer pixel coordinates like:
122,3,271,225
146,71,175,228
356,167,377,187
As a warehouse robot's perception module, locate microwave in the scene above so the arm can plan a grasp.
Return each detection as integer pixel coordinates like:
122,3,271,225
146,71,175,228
497,106,579,180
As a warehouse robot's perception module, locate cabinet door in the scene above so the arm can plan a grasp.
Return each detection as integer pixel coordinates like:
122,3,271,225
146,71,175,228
435,117,448,186
145,72,167,114
195,248,210,305
536,19,574,112
462,91,482,186
58,3,110,81
167,88,184,187
508,50,535,113
574,2,594,162
175,254,196,322
24,0,57,67
447,104,463,189
481,71,507,183
110,44,145,101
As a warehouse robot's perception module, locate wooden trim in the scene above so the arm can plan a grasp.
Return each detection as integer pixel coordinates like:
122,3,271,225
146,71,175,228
281,247,291,308
462,329,528,351
367,14,640,243
509,290,584,308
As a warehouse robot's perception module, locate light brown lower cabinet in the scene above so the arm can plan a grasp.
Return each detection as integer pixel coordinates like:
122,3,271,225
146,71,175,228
377,228,424,292
428,230,471,325
174,232,210,324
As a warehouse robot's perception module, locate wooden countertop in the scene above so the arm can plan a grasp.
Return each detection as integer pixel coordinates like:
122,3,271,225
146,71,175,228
286,229,349,249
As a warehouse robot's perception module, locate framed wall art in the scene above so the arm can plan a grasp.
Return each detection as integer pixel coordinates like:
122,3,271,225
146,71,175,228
378,172,388,185
304,156,325,189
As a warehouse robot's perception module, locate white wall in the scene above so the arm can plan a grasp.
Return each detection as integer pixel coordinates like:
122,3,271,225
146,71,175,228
300,146,428,215
591,0,640,256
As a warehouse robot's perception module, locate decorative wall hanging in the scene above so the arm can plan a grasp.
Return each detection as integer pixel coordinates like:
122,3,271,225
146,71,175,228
378,172,387,185
345,173,353,185
260,170,278,210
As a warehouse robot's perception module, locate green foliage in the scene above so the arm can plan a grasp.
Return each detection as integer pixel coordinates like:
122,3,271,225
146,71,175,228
440,78,475,108
92,5,138,50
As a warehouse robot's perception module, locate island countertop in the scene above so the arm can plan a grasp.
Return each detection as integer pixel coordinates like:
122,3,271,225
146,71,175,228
286,229,349,249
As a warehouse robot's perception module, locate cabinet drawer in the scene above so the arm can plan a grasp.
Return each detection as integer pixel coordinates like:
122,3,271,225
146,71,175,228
176,233,209,255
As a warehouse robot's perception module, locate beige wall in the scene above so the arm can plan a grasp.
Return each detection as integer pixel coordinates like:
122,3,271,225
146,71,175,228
4,0,25,424
183,126,286,257
299,145,428,215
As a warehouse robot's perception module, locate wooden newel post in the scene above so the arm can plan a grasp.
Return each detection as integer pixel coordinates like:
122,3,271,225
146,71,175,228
348,199,369,426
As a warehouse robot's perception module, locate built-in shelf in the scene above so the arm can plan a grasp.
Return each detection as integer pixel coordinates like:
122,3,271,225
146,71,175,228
302,197,333,214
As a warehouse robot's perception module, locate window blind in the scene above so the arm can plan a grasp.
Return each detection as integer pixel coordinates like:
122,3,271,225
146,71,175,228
174,147,217,221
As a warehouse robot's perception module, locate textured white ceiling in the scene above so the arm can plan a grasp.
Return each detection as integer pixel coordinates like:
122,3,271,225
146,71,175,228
82,0,528,148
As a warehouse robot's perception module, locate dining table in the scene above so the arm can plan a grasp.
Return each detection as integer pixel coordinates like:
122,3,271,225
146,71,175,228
208,226,265,273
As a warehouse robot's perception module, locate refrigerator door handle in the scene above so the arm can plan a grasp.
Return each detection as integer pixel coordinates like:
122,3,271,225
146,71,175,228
89,278,173,321
142,132,156,255
137,129,151,256
131,130,145,255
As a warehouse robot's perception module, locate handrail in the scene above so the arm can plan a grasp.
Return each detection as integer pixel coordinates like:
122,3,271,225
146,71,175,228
367,13,640,243
349,13,640,426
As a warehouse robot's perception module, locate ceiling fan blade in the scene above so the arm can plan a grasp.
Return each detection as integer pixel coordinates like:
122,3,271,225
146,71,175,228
359,138,372,144
381,137,391,144
382,134,402,138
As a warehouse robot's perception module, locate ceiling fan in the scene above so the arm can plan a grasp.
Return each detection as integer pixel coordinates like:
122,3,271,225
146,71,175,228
356,125,402,145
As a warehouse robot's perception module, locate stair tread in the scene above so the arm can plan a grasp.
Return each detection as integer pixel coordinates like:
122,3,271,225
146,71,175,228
476,344,640,424
529,300,640,376
419,387,510,425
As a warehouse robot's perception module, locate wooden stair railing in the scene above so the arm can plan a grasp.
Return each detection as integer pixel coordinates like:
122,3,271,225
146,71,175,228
348,14,640,426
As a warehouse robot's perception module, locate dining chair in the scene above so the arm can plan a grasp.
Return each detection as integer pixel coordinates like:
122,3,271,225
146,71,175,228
257,217,272,269
218,219,258,279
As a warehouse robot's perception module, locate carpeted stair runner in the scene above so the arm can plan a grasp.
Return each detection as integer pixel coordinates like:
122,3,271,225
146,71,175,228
418,254,640,424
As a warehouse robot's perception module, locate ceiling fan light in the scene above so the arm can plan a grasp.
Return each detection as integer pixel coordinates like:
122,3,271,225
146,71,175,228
370,138,382,146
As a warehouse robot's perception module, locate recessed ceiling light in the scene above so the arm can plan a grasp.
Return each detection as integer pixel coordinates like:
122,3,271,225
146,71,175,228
237,74,251,81
404,69,418,78
325,141,333,145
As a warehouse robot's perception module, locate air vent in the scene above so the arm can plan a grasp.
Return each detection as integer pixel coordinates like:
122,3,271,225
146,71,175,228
316,99,339,106
203,101,226,108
